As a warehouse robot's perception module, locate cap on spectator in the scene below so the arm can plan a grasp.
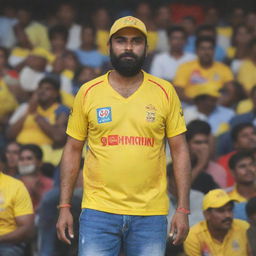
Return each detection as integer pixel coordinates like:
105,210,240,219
109,16,147,40
202,189,233,211
30,47,55,63
192,82,221,99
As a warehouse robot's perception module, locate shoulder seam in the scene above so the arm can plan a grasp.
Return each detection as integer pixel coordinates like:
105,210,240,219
148,79,169,101
83,80,104,97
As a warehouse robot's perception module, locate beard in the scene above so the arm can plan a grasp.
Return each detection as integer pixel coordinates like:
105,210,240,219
110,46,146,77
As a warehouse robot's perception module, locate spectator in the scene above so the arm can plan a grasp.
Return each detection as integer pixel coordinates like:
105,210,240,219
7,77,69,165
154,4,171,53
56,2,81,50
228,151,256,202
0,167,34,255
18,144,53,211
226,24,251,75
246,197,256,255
188,24,227,62
174,36,233,103
75,24,108,69
182,16,197,54
92,8,111,56
2,141,21,177
217,122,256,187
150,26,196,82
184,189,249,256
238,38,256,93
183,82,235,135
218,80,247,110
186,120,228,188
16,6,50,50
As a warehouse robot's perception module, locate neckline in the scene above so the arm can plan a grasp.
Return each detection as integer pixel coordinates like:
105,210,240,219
106,70,146,101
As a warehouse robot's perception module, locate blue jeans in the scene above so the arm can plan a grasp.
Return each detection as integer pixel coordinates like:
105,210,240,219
78,209,167,256
0,243,25,256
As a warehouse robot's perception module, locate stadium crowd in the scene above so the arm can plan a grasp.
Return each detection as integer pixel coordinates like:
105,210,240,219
1,0,256,255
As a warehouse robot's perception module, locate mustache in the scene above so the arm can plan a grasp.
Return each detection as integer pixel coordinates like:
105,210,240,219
118,52,138,60
222,218,232,223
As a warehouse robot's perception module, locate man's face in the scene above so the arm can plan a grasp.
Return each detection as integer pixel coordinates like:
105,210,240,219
109,27,147,77
51,34,67,50
5,143,20,169
205,202,233,232
233,157,256,185
196,41,214,65
57,4,75,26
169,31,186,51
18,150,40,175
37,82,59,105
235,126,256,150
188,134,209,156
81,27,95,46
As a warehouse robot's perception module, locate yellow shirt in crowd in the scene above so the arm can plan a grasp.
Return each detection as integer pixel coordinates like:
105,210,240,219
228,186,247,203
0,172,33,236
67,71,186,215
238,59,256,93
174,60,234,98
184,219,249,256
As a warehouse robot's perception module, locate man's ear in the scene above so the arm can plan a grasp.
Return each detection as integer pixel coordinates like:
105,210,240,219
204,210,210,221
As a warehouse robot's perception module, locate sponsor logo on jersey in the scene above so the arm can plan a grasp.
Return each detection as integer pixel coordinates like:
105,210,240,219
97,107,112,123
101,135,154,147
232,240,240,250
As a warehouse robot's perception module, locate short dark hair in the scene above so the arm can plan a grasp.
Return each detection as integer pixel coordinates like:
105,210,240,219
38,76,61,91
195,36,216,49
196,24,216,37
49,25,69,42
245,197,256,217
186,120,211,142
20,144,43,161
231,122,254,143
228,150,254,170
167,25,186,37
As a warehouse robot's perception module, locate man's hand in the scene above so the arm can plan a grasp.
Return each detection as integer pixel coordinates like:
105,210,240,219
169,211,189,245
56,208,74,245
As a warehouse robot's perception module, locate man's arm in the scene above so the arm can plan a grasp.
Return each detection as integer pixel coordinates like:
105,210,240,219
0,214,34,244
168,133,191,245
56,136,85,245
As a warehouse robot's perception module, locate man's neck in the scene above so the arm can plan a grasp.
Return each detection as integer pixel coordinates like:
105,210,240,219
81,44,94,51
199,60,213,69
170,49,183,59
207,224,228,242
108,70,144,98
40,101,56,110
237,183,256,199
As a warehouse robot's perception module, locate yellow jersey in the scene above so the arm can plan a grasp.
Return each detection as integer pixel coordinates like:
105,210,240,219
67,71,186,215
228,186,247,203
184,219,249,256
174,60,233,98
0,172,33,235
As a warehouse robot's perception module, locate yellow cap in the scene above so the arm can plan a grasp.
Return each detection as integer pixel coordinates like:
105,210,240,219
30,47,55,63
202,189,233,211
192,82,221,99
109,16,147,39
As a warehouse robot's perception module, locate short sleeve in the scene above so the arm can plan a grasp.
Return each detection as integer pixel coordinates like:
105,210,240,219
166,86,187,137
14,182,33,217
66,87,88,141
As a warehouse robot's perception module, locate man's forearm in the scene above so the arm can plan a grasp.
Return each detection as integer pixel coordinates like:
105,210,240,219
169,135,191,209
59,137,84,205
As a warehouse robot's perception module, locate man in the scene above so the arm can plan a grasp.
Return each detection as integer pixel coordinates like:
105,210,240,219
183,82,235,135
18,144,53,210
186,120,227,190
0,167,34,255
184,189,250,256
150,25,196,82
228,151,256,202
56,16,191,256
217,122,256,187
174,36,233,102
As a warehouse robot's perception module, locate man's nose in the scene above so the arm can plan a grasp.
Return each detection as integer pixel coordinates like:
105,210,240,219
124,41,133,51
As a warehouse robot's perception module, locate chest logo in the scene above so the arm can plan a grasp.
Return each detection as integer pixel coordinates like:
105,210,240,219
145,104,156,122
232,240,240,250
97,107,112,124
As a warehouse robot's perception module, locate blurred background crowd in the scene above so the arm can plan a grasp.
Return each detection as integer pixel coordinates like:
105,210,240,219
1,0,256,255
